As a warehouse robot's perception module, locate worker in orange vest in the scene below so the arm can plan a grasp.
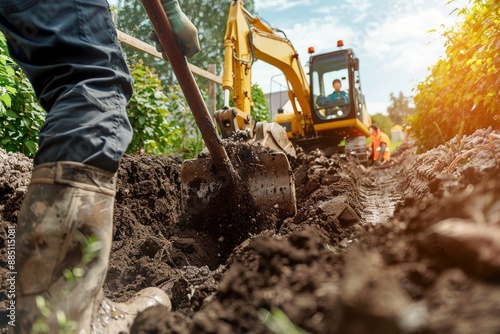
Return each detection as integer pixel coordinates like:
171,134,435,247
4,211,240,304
368,124,390,166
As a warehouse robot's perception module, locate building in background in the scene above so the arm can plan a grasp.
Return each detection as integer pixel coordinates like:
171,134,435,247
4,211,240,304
390,125,405,142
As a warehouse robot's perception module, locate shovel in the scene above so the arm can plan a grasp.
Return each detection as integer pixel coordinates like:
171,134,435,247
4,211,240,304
141,0,296,226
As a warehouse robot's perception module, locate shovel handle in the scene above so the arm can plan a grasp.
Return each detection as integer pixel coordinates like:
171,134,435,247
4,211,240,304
141,0,234,176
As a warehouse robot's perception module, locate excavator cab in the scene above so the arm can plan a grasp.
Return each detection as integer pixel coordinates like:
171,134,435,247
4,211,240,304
298,48,371,160
310,48,369,129
313,63,350,119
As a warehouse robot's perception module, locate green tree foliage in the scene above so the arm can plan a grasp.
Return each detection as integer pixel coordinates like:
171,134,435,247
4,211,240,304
113,1,174,83
182,0,254,73
410,0,500,152
114,0,255,89
387,91,414,125
0,34,45,157
251,84,270,122
126,57,202,158
370,113,393,136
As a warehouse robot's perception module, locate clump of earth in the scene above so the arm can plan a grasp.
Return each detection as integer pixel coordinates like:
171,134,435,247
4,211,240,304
1,127,499,333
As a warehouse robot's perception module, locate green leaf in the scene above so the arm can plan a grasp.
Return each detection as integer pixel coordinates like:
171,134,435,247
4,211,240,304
0,93,12,107
6,110,18,118
5,122,16,131
63,268,75,282
259,308,308,334
5,66,15,76
23,140,38,155
21,116,32,127
72,267,85,278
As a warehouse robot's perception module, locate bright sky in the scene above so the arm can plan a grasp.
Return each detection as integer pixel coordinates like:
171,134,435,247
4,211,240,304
250,0,468,114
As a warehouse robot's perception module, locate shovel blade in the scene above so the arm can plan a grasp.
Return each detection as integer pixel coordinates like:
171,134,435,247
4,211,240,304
181,151,296,224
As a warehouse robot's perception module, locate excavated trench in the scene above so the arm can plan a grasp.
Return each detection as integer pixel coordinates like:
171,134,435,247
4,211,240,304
359,166,403,226
1,128,500,333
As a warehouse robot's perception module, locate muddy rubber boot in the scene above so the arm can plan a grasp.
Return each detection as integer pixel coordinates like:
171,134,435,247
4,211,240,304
92,287,171,332
15,162,170,334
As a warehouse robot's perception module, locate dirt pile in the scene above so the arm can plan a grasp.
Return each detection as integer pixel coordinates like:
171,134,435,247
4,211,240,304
1,128,499,333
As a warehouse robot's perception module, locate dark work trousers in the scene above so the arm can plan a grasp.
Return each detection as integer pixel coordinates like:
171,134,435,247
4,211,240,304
0,0,133,173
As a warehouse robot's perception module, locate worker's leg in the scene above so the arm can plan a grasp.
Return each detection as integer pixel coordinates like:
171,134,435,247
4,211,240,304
0,0,133,172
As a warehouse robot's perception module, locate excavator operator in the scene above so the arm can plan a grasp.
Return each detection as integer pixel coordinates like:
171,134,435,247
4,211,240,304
328,79,350,104
316,79,351,118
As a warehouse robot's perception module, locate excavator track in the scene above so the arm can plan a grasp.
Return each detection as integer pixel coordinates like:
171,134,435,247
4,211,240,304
359,165,403,225
345,135,368,164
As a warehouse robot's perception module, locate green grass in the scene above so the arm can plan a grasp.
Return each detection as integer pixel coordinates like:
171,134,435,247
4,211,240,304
390,140,404,152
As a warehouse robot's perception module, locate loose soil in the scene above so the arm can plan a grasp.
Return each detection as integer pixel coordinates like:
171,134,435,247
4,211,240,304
1,128,499,333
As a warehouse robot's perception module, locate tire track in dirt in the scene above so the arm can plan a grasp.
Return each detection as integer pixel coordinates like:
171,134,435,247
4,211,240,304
358,165,404,226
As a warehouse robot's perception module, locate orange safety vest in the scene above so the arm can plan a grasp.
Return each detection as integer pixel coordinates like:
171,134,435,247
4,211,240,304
371,130,390,162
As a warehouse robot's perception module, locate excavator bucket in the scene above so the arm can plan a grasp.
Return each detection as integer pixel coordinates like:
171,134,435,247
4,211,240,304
181,149,296,224
214,108,297,158
253,121,297,158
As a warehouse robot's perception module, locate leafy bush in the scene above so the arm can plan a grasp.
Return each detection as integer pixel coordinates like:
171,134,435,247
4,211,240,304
0,33,45,157
411,0,500,152
251,83,270,122
0,39,203,160
125,57,170,154
125,57,202,158
154,84,203,159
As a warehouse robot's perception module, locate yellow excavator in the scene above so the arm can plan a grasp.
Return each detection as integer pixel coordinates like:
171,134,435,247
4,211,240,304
215,0,372,161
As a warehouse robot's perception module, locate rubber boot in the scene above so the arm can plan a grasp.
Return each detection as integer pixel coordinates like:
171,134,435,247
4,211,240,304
15,162,170,333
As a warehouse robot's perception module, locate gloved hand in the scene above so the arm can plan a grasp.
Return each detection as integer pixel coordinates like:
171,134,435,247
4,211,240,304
148,0,201,59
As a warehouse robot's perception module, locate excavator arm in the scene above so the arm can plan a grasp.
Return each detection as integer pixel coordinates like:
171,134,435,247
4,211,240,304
251,29,320,138
214,0,315,155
